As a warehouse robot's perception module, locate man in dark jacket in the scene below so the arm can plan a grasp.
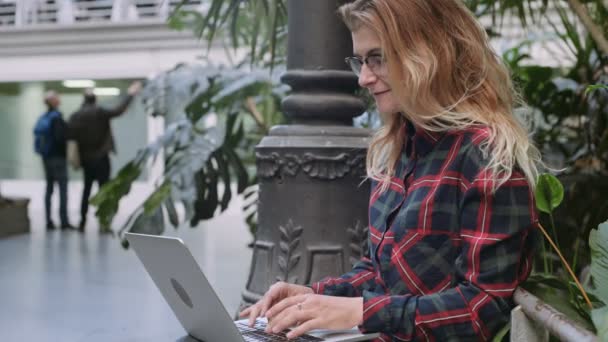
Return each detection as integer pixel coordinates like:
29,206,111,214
36,91,74,230
67,81,142,232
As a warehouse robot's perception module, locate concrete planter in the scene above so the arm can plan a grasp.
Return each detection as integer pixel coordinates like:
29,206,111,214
0,197,30,238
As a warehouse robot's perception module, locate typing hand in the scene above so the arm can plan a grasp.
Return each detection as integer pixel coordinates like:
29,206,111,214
239,282,313,328
265,294,363,339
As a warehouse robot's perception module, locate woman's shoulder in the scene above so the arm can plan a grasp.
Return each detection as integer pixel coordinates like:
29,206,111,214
445,125,491,150
442,125,493,181
432,125,489,161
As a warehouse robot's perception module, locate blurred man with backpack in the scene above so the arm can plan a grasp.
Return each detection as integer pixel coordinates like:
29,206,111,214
33,91,75,230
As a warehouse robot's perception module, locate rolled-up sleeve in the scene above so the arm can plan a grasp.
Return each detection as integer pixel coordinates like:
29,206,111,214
311,258,379,297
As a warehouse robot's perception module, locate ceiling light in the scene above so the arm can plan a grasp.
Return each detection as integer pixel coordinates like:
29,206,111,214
93,87,121,96
62,80,96,88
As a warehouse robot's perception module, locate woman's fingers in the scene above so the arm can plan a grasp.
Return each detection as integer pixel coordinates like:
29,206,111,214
262,295,360,338
246,305,261,327
267,302,310,334
239,282,312,329
259,282,285,316
240,284,285,326
286,318,321,339
259,292,277,316
266,295,305,319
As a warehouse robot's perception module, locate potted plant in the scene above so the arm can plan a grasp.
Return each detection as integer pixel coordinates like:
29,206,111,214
0,185,30,238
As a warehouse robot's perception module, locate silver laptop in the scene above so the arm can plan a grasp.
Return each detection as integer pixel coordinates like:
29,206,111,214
125,233,379,342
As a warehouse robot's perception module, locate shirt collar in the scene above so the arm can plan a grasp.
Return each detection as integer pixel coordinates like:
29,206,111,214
404,120,444,158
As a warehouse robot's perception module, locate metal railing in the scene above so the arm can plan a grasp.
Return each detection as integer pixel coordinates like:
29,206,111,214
511,288,598,342
0,0,206,27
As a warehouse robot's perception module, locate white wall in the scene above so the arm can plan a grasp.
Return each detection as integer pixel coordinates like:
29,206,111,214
0,21,234,83
0,81,148,180
0,94,21,179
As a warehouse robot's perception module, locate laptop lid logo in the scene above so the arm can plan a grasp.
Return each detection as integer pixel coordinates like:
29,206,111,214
171,278,194,309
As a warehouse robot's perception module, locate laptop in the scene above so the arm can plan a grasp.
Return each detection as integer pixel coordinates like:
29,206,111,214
125,232,379,342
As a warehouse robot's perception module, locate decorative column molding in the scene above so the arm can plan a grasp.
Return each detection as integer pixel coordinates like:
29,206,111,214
256,151,365,180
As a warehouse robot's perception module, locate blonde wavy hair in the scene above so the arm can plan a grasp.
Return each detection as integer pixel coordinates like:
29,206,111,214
339,0,542,192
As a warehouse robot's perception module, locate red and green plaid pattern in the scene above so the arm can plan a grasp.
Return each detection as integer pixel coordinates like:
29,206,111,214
312,122,538,341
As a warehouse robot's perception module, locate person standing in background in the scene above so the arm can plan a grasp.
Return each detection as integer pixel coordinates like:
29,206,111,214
33,90,75,230
67,81,142,233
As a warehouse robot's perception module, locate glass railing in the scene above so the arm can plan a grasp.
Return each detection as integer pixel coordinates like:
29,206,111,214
0,0,206,27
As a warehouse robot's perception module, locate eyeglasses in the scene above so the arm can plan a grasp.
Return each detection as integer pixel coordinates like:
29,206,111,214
344,54,386,77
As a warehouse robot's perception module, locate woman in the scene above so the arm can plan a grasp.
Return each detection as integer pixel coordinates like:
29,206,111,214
241,0,541,340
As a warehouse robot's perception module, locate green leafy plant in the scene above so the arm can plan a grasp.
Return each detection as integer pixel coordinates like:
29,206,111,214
90,64,287,241
529,174,594,318
518,173,608,338
170,0,287,68
586,84,608,95
493,172,607,340
488,0,608,279
535,173,565,273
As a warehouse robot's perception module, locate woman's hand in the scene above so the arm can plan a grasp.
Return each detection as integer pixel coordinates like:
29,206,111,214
265,294,363,339
239,282,313,326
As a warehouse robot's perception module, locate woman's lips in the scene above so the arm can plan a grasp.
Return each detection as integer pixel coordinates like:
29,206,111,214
373,90,390,96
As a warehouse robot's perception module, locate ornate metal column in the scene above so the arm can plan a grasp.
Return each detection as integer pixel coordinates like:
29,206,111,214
240,0,371,308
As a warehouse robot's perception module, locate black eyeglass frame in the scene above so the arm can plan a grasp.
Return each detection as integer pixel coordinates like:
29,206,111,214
344,54,386,76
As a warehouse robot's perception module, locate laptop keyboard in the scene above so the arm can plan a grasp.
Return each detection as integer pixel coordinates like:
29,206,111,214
236,319,323,342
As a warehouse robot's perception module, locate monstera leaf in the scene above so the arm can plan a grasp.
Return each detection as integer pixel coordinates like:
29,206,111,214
591,306,608,341
589,220,608,304
91,63,282,242
90,161,143,229
589,220,608,340
91,117,223,235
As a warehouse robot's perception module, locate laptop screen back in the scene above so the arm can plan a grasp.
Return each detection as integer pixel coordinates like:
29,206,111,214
125,233,244,342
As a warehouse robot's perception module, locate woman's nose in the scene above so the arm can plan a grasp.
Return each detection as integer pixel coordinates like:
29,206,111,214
358,64,377,88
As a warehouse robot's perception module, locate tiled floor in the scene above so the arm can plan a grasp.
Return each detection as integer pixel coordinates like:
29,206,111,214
0,181,253,341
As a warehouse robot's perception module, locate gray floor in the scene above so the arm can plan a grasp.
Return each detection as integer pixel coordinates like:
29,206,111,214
0,184,253,342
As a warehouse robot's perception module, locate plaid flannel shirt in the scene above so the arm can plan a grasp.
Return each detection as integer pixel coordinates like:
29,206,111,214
311,121,538,341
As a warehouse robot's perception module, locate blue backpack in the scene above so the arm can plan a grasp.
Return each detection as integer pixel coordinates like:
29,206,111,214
33,110,60,157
